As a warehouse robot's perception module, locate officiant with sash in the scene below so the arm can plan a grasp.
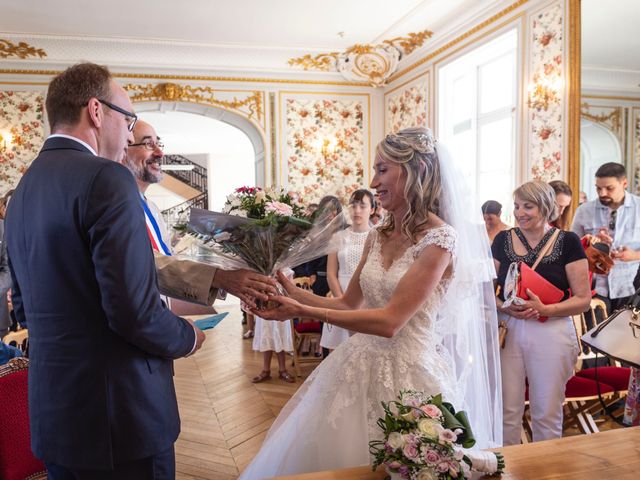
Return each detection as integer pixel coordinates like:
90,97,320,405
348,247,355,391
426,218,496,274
491,180,590,445
122,120,276,309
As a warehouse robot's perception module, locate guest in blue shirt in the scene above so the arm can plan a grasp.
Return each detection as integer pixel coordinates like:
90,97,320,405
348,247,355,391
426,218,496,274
572,162,640,311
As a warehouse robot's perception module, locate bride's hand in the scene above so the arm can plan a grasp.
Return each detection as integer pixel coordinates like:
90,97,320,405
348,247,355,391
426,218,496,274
252,295,303,321
275,270,299,296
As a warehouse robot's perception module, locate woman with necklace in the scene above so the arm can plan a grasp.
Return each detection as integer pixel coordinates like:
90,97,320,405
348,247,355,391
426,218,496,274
492,180,590,445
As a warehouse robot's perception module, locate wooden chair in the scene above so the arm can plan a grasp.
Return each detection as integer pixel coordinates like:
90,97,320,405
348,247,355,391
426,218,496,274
3,329,29,357
289,277,323,377
0,358,47,480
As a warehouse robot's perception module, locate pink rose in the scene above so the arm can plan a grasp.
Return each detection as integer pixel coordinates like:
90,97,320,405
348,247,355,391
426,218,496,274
402,444,419,461
439,429,458,444
421,405,442,418
437,461,450,473
424,449,441,464
265,201,293,216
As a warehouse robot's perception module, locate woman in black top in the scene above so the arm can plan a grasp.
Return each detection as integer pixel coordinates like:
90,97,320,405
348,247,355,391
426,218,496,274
492,180,590,445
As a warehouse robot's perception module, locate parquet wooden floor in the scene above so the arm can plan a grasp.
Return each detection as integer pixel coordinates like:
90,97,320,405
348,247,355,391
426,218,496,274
174,307,313,480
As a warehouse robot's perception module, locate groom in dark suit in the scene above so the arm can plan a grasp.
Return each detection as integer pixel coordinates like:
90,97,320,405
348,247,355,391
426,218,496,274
5,63,204,479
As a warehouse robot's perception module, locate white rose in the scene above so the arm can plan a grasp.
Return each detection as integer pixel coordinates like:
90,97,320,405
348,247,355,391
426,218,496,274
231,197,242,207
255,190,266,203
386,432,405,450
416,468,438,480
417,418,443,440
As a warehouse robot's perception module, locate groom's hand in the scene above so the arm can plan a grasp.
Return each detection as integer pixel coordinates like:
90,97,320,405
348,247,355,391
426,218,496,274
213,269,277,308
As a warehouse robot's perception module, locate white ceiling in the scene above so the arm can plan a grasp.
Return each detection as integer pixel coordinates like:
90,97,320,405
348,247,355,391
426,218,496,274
581,0,640,93
0,0,501,77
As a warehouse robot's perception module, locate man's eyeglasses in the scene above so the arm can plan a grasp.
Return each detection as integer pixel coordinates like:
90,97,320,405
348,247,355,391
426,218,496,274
98,99,137,132
130,140,164,151
609,209,618,231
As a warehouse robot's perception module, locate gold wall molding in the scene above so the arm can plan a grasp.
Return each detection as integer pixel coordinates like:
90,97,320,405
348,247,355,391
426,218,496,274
580,104,622,132
567,0,581,217
0,68,370,87
582,94,640,103
387,0,530,84
289,30,433,87
0,39,47,60
122,83,264,123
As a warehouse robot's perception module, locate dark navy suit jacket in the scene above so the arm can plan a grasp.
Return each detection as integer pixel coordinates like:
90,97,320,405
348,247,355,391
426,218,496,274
6,136,196,469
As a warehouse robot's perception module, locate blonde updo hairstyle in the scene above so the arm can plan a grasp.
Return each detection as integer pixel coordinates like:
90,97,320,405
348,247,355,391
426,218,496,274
513,180,559,223
376,127,441,244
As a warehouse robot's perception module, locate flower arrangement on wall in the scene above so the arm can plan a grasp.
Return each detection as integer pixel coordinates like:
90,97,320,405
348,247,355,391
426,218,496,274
385,75,428,134
528,1,564,182
284,96,366,204
0,91,45,192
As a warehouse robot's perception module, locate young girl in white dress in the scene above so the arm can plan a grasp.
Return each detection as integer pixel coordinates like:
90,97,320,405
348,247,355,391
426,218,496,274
239,128,502,478
322,189,374,350
250,269,296,384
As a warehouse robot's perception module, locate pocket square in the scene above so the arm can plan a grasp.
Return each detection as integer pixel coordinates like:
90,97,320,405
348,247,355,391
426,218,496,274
194,312,229,330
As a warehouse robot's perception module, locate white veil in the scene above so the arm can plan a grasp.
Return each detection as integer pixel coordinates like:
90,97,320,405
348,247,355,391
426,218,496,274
435,143,503,449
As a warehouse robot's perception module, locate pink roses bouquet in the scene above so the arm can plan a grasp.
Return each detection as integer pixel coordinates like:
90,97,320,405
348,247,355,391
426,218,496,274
369,390,504,479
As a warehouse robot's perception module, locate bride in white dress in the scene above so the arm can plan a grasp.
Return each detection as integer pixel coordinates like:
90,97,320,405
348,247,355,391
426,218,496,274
240,127,502,479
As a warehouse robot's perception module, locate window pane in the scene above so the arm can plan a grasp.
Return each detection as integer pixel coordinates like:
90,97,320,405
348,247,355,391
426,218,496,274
479,53,514,114
478,117,512,174
452,74,473,125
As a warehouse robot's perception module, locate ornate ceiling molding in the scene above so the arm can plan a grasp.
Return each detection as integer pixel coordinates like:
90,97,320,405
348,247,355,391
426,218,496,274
0,39,47,59
123,82,264,123
288,29,432,87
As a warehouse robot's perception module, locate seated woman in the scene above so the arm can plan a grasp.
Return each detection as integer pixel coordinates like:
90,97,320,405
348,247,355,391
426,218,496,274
492,180,590,445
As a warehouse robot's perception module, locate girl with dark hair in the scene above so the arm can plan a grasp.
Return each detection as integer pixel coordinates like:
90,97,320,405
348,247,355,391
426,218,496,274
323,189,375,350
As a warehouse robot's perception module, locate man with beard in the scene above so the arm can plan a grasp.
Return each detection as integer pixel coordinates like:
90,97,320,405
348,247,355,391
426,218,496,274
572,162,640,311
123,120,274,308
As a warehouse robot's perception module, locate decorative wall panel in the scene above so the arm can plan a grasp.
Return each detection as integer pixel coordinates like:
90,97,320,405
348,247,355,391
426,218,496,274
384,73,429,134
0,91,45,192
280,93,369,204
527,1,564,181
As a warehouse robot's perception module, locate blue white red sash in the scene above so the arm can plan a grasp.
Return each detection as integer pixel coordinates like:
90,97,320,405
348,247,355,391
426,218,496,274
140,196,171,256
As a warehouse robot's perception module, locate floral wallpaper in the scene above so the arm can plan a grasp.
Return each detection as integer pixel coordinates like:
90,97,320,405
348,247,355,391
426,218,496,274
283,95,367,204
528,1,564,182
385,74,428,134
0,91,45,193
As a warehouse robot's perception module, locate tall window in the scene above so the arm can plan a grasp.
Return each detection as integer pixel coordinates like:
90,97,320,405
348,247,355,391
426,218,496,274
438,29,518,222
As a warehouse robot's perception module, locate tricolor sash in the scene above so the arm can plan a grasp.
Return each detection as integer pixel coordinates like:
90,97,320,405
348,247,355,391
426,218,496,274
140,196,171,256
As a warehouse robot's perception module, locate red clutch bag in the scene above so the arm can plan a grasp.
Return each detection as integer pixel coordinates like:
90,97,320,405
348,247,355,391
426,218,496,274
516,262,564,322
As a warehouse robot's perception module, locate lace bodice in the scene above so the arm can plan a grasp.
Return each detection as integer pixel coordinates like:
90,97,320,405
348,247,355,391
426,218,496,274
359,225,457,343
336,228,370,280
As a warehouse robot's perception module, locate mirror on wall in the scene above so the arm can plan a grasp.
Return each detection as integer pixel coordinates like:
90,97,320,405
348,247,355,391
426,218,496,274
580,0,640,201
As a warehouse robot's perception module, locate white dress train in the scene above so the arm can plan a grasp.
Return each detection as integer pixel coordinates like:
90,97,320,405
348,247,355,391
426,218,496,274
239,226,459,479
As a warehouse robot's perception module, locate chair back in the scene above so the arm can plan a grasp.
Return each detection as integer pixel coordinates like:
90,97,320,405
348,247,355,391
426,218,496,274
0,358,47,480
3,329,29,356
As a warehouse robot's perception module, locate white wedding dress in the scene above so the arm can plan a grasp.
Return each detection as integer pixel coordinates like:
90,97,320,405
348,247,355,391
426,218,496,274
239,225,460,479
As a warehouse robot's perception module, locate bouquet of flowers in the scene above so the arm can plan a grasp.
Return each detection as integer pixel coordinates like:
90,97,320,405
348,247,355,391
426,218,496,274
175,186,347,303
369,390,504,480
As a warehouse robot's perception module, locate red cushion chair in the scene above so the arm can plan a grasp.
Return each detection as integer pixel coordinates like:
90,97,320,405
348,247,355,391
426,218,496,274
575,366,631,392
294,320,322,333
0,358,47,480
565,375,615,398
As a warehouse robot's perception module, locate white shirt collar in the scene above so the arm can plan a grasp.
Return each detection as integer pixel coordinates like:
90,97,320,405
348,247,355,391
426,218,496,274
47,134,97,156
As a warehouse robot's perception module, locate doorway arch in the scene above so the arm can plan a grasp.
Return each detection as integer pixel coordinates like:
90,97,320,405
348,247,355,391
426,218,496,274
132,100,267,187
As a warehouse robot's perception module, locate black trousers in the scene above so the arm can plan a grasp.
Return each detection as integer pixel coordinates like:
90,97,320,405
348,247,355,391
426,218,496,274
45,445,175,480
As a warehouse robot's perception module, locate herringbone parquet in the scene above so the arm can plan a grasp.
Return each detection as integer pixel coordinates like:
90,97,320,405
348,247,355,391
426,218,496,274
174,307,312,479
